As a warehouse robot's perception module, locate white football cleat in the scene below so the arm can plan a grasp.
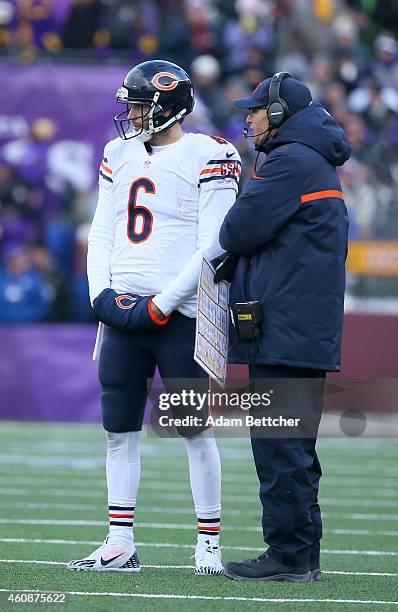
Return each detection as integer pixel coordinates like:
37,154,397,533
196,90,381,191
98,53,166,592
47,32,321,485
67,537,140,572
194,539,223,575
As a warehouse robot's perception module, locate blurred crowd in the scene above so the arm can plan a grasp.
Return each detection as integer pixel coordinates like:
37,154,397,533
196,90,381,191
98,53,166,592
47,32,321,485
1,0,398,321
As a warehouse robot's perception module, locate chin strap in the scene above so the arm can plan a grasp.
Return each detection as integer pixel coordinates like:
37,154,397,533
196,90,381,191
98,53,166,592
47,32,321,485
147,90,189,135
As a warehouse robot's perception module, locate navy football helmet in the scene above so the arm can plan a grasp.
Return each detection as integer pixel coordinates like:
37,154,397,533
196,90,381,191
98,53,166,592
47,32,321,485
114,59,195,141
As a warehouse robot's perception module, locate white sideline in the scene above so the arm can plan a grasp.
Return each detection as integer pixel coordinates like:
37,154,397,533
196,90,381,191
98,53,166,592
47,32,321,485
327,529,398,536
0,559,192,569
2,486,398,506
2,488,398,508
0,538,397,557
0,588,397,605
1,517,398,530
0,468,397,487
1,467,398,488
1,554,396,578
0,559,397,578
2,457,398,473
1,497,398,511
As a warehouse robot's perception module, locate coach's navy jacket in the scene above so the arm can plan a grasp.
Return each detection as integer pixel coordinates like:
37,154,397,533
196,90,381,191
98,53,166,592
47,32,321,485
219,103,351,371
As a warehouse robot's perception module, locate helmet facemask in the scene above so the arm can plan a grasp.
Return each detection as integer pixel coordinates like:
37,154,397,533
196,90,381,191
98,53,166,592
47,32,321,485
114,88,188,142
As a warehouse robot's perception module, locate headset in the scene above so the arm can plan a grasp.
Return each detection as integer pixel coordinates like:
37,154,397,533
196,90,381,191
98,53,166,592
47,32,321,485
243,71,293,139
266,71,292,128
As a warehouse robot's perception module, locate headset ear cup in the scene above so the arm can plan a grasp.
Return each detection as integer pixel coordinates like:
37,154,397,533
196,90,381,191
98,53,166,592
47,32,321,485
267,100,289,128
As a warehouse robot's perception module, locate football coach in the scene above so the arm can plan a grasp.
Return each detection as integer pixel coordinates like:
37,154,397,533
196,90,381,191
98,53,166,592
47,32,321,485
217,73,351,582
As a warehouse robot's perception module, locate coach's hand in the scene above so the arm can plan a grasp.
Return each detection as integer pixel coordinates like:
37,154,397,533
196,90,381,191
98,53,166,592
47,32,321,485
93,289,171,333
212,253,239,283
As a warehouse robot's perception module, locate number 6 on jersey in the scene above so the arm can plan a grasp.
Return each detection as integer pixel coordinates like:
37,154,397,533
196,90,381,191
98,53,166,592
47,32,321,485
127,177,155,243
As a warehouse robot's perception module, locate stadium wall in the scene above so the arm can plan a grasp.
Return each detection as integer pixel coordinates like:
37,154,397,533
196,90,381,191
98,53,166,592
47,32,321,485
0,315,397,422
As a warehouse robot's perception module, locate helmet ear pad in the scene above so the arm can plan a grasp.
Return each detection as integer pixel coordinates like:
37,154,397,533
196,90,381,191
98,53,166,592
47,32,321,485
267,98,289,128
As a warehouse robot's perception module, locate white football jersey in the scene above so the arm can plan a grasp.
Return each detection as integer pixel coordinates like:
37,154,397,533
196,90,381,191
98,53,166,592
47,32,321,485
87,132,241,318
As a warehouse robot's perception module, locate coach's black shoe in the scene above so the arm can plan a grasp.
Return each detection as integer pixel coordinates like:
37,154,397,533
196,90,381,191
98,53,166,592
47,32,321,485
311,567,322,581
223,552,311,582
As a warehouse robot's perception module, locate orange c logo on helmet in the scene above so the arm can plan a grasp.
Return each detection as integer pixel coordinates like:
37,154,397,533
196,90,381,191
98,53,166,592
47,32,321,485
115,295,137,310
151,72,180,91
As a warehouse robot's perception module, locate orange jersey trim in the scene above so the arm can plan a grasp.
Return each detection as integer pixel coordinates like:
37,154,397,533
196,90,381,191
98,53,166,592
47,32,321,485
200,167,222,176
100,161,112,174
300,190,344,204
252,174,264,180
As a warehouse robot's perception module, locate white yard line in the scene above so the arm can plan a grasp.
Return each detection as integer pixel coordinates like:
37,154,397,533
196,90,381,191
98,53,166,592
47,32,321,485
0,539,397,559
0,550,396,578
0,487,388,505
1,508,397,523
1,519,398,545
0,588,397,605
1,497,397,512
1,461,397,480
0,559,193,569
1,485,398,507
0,462,398,482
0,559,397,578
324,528,398,536
0,460,397,485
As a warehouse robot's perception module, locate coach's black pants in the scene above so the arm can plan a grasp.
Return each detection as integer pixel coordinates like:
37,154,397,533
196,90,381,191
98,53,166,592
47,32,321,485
249,364,325,568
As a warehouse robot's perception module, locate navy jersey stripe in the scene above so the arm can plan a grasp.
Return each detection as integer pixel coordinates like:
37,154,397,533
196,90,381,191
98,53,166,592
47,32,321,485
206,159,242,166
100,170,113,183
199,175,239,186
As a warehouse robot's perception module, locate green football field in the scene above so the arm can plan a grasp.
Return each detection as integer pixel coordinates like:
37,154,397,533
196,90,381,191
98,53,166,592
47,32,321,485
0,422,397,612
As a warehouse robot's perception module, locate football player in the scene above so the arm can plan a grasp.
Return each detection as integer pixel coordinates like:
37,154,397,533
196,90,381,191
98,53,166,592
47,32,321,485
67,60,241,575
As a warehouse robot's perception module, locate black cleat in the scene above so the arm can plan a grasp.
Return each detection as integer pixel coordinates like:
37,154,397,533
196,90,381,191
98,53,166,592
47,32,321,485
311,567,322,581
223,552,311,582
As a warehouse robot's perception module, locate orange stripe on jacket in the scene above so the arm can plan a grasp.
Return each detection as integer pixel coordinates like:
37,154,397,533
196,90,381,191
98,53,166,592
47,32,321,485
300,190,344,204
101,161,113,174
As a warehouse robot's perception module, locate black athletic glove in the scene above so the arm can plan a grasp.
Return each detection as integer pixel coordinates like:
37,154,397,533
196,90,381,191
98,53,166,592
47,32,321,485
93,289,171,333
212,254,239,284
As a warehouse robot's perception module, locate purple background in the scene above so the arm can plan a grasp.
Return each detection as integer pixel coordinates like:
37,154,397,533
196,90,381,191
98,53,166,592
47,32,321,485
0,315,397,423
0,324,99,421
0,63,127,172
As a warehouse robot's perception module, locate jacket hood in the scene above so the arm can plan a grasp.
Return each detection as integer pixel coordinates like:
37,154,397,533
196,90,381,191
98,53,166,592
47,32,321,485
260,102,351,167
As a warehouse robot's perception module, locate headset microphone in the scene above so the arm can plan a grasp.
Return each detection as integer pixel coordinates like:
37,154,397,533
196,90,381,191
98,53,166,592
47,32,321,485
242,126,272,139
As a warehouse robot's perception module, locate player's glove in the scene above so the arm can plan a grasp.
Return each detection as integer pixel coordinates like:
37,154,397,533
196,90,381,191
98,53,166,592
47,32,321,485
93,289,171,333
212,253,239,284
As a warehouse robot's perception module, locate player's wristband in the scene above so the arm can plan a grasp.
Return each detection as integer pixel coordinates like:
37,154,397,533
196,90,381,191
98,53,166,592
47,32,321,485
147,297,171,326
